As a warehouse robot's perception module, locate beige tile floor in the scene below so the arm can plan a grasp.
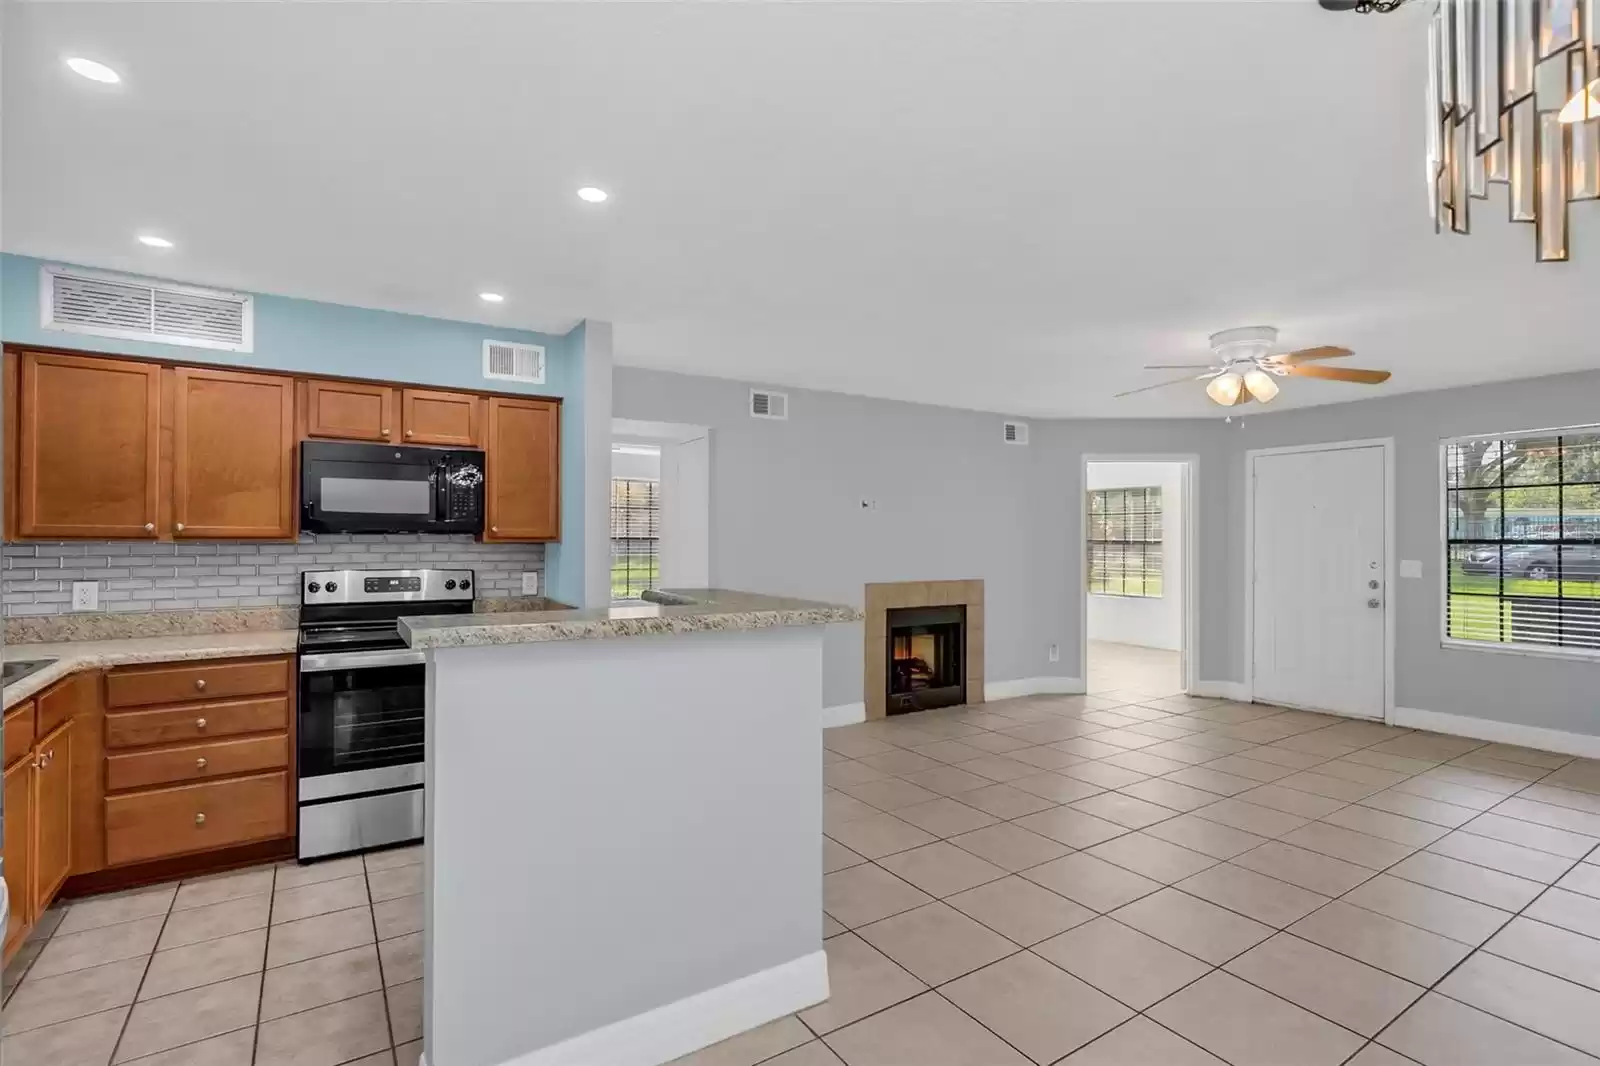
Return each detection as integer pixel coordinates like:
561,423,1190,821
684,648,1600,1065
2,844,424,1066
11,637,1600,1066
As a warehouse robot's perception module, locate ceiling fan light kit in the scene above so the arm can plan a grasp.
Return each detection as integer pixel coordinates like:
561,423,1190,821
1116,325,1393,409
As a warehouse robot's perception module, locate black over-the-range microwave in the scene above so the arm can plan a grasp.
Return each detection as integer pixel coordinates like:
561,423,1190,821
300,441,486,535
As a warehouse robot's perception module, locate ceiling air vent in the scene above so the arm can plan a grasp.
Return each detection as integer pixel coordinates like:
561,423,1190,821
750,388,788,420
1003,420,1029,445
482,340,546,384
42,264,253,352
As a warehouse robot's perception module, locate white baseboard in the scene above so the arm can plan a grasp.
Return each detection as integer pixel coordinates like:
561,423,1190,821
501,950,829,1066
1391,706,1600,760
984,677,1086,700
1189,680,1249,702
821,702,866,728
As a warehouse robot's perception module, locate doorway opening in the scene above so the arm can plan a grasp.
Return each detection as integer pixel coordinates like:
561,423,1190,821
1083,458,1192,699
610,419,710,605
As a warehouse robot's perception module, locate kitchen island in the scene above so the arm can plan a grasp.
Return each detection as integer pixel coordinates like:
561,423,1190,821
401,589,861,1066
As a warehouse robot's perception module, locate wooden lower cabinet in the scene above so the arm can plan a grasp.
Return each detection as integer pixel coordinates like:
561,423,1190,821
32,719,73,911
3,755,35,960
106,772,289,867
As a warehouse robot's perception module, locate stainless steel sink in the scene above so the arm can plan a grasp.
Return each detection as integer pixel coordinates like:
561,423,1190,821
1,659,58,686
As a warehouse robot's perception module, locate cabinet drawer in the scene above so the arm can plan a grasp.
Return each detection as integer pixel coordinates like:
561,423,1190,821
3,701,34,769
105,772,289,866
107,658,290,709
106,734,288,792
36,672,95,737
105,696,289,750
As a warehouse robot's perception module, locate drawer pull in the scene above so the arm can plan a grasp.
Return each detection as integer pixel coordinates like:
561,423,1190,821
144,522,155,532
195,679,207,691
195,812,207,826
195,717,208,730
195,757,208,770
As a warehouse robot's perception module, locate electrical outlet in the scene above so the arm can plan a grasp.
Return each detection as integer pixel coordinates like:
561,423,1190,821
71,581,99,611
521,572,539,595
1048,643,1060,663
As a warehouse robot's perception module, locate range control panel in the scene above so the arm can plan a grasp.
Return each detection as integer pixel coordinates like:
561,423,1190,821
301,568,475,605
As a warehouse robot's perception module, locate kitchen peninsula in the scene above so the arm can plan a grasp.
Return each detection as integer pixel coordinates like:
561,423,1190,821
402,589,862,1066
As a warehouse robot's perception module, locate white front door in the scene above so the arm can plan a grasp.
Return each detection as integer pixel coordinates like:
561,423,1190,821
1251,444,1386,719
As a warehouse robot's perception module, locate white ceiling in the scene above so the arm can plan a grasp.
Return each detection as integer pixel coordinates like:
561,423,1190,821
4,2,1595,418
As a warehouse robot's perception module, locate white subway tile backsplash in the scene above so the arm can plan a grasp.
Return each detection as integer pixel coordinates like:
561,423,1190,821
2,534,545,616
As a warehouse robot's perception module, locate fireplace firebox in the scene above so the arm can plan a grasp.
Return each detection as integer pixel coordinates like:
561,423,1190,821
886,605,966,714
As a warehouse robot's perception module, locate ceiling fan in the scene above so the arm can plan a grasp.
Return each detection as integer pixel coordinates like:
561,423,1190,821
1116,326,1392,407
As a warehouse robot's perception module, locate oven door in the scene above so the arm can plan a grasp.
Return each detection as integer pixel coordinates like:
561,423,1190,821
297,649,427,802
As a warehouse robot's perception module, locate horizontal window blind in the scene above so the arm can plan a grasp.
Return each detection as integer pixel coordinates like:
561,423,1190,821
610,477,659,602
1444,428,1600,651
1088,486,1163,598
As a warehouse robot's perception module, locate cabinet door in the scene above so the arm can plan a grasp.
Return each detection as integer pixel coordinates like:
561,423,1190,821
173,367,296,539
17,352,161,538
31,720,72,914
485,397,560,541
3,755,33,960
304,379,395,442
401,388,478,446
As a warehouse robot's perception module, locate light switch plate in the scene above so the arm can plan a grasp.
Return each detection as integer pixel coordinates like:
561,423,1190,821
1399,559,1423,579
71,581,99,611
521,572,539,595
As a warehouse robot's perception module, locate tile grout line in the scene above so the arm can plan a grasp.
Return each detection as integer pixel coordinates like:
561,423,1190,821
367,859,401,1063
249,863,278,1066
107,884,180,1066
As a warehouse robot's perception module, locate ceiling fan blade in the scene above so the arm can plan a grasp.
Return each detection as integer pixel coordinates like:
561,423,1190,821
1285,364,1391,384
1114,373,1210,398
1272,345,1353,365
1142,363,1218,369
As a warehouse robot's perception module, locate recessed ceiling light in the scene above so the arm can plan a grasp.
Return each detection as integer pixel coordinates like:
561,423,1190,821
576,187,609,203
479,292,505,303
137,235,173,249
66,57,120,84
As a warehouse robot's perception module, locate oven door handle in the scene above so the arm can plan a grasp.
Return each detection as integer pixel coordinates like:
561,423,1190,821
299,649,428,673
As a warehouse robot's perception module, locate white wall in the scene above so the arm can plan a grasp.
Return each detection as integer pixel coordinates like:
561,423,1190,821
1087,461,1183,651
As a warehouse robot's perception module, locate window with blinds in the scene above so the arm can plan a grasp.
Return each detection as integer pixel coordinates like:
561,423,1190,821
1087,487,1163,597
1445,428,1600,653
610,478,660,601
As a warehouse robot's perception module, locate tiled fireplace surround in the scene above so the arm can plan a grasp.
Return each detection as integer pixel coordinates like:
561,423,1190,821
865,580,984,721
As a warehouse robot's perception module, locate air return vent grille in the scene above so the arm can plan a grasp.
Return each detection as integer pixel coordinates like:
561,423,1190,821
482,340,546,384
41,265,253,351
750,389,788,420
1003,420,1029,445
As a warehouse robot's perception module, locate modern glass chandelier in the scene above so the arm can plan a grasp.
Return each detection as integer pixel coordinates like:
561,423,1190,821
1426,0,1600,261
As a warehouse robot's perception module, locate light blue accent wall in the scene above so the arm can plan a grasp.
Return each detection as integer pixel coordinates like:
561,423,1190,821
0,254,588,601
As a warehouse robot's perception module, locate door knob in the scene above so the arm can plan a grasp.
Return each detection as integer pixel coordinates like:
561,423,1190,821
1367,598,1381,608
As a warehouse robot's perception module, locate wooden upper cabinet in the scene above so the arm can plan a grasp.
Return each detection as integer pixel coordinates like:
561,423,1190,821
401,388,478,446
31,719,73,915
16,352,161,538
485,396,559,541
173,367,296,539
3,756,33,959
303,379,395,442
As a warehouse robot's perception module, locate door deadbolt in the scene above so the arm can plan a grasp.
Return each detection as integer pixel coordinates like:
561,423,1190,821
1368,580,1380,589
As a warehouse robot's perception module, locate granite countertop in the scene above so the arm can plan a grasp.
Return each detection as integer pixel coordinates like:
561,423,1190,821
2,631,299,708
400,588,863,648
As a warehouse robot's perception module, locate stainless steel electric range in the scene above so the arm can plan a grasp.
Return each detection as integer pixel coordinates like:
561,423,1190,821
296,567,474,861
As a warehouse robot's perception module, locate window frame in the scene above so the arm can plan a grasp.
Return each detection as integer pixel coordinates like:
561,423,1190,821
1086,485,1165,599
1439,424,1600,662
610,476,660,603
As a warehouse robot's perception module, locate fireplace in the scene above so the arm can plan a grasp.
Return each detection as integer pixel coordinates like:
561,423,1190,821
886,605,966,714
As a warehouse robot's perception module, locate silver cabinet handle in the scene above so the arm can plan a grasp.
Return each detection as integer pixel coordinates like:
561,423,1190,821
195,717,208,730
490,526,499,534
195,757,208,770
195,678,207,691
194,813,207,826
176,522,185,532
144,522,155,532
406,428,415,436
382,427,390,435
